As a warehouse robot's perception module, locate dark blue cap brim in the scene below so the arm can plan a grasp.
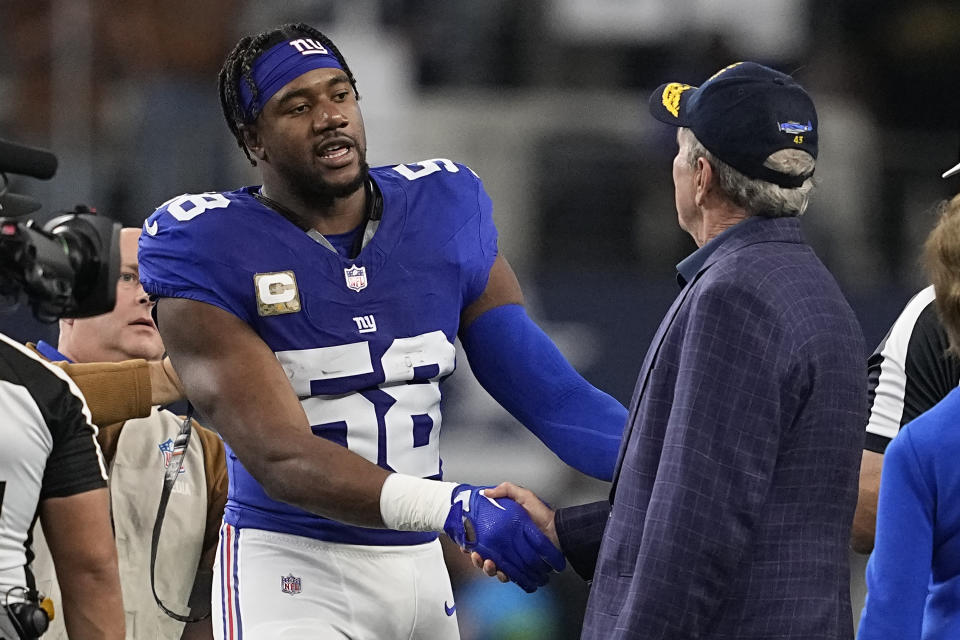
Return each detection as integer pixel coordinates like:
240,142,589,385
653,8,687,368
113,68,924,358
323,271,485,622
649,82,699,127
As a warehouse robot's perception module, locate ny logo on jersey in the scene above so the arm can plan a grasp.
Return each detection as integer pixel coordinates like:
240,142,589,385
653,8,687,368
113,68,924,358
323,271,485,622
344,265,368,292
255,271,301,316
289,38,329,55
352,315,377,334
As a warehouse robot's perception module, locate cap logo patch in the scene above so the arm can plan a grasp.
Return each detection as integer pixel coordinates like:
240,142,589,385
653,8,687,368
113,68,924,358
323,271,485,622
662,83,693,118
777,120,814,135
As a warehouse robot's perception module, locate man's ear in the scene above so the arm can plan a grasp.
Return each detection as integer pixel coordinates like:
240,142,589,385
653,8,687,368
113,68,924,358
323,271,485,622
240,123,266,161
695,156,713,206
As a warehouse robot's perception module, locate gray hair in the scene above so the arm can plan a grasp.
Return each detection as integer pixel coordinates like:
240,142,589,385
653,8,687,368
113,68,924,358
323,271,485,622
679,128,816,217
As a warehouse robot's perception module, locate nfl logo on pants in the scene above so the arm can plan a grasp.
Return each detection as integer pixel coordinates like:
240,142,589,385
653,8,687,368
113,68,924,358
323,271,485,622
281,574,302,595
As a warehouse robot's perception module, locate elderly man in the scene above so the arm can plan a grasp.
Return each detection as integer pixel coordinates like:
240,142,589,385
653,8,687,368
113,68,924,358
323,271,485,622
31,227,227,640
484,62,868,639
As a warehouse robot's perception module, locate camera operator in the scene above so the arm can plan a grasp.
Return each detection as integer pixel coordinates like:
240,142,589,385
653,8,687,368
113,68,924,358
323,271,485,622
1,138,125,638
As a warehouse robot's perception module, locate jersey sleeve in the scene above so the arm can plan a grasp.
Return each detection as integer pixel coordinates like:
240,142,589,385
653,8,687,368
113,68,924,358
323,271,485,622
40,377,108,499
865,286,960,453
454,165,498,307
138,192,257,325
2,338,109,498
389,160,499,307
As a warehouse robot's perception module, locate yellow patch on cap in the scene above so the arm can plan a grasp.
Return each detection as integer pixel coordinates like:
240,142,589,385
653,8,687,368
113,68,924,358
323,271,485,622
662,83,693,118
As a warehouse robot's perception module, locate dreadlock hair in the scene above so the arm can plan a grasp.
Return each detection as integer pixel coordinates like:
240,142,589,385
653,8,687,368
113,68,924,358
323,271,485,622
217,23,360,166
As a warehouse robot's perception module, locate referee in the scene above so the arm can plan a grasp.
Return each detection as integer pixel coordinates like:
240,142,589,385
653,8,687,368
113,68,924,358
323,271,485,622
0,333,124,639
852,157,960,554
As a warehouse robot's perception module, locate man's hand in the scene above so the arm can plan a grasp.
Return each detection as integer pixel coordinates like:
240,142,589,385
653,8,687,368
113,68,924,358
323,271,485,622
467,482,559,583
443,484,565,592
149,356,185,406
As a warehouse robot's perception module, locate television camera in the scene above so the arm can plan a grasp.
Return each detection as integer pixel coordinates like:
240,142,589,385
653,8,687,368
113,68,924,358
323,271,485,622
0,137,120,322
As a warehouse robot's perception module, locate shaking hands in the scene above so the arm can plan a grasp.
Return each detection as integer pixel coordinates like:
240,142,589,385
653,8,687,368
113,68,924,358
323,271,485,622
443,482,563,592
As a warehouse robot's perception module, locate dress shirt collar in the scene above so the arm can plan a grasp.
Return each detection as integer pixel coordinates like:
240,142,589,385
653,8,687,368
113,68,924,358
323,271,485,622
675,216,765,287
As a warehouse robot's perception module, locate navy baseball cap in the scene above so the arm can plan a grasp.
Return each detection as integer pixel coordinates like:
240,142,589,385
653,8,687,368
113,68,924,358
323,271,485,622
649,62,817,188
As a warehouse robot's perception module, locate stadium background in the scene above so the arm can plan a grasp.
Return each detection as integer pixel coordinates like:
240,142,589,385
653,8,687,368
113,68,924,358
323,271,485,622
2,1,959,637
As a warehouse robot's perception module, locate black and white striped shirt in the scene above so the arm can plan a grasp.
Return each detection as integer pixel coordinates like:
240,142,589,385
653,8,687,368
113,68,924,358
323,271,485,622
865,285,960,452
0,332,106,602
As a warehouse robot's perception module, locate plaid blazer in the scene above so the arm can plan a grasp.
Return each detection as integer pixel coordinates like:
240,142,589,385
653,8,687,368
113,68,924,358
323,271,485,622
556,217,866,640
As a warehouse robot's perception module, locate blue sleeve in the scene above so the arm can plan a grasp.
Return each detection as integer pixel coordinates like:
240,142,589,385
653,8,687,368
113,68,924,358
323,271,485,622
390,160,497,308
857,426,934,640
458,165,498,308
138,192,257,325
460,304,626,480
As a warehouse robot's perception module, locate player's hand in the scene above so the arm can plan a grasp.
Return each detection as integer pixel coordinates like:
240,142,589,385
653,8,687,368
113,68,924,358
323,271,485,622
443,484,565,592
467,482,560,581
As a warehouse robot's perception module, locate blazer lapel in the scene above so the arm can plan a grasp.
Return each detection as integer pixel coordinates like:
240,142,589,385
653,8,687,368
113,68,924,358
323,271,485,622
609,276,699,496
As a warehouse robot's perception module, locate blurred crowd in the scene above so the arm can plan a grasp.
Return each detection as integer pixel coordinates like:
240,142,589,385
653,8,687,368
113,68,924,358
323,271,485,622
3,0,959,287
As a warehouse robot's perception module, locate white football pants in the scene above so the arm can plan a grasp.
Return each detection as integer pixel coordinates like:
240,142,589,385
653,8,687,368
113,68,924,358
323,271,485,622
212,523,460,639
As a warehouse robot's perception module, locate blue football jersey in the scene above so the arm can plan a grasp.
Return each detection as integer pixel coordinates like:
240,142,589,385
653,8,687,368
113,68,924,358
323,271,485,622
139,159,498,545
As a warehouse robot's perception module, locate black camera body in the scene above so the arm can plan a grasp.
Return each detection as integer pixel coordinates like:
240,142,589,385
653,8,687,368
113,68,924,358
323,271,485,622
0,209,120,321
0,138,120,322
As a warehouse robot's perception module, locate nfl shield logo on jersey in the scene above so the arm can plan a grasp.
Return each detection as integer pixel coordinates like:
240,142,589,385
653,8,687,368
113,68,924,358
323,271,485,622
281,574,302,595
344,264,368,292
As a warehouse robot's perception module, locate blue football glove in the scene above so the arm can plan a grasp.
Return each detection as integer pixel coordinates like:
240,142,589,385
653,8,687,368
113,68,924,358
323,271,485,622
442,484,566,593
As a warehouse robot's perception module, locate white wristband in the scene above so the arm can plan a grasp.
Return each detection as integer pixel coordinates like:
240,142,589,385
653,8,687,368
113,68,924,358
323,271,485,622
379,473,459,532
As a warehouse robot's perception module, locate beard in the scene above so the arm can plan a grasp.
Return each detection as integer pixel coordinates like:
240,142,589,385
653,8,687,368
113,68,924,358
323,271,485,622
284,145,370,208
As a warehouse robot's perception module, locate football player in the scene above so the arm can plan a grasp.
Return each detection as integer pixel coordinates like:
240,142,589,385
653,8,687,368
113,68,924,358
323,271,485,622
139,22,626,639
